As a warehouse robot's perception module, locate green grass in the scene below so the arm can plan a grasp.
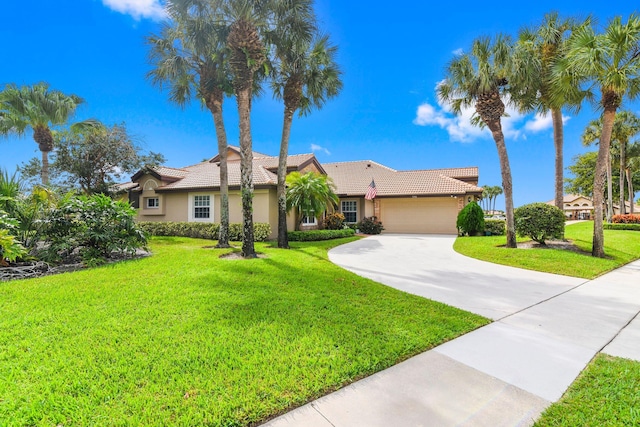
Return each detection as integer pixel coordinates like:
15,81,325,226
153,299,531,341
534,354,640,426
0,237,488,426
454,221,640,279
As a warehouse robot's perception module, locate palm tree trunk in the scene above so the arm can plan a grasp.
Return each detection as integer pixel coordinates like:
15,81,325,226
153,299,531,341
627,168,634,215
552,108,564,210
606,153,613,221
210,105,231,249
486,120,516,248
41,150,49,186
237,87,256,258
277,107,295,249
619,138,627,215
592,107,616,258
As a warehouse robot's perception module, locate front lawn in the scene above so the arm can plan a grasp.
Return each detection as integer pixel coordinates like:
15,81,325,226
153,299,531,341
0,237,488,426
454,221,640,279
534,354,640,426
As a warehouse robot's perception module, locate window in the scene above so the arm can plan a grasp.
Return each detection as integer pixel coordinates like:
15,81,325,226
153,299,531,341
146,197,159,208
341,200,358,223
301,214,316,226
194,195,210,219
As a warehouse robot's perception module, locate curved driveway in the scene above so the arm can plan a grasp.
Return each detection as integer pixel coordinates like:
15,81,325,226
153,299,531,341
328,234,585,320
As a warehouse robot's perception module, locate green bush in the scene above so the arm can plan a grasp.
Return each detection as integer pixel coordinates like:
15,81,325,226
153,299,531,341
514,202,565,244
287,228,355,241
456,202,485,236
484,219,505,235
357,217,384,235
40,194,148,265
323,212,345,230
604,223,640,231
138,221,271,242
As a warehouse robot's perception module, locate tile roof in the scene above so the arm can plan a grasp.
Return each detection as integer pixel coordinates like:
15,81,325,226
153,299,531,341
156,161,277,191
323,160,481,196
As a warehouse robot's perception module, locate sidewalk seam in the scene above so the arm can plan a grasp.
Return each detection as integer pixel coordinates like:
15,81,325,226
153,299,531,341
311,403,336,427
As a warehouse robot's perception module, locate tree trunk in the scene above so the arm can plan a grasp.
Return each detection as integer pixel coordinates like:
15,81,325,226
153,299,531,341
552,108,564,210
41,150,49,186
211,107,231,248
592,107,616,258
277,107,295,248
619,138,627,215
606,153,613,222
237,87,256,258
486,119,516,248
627,168,634,215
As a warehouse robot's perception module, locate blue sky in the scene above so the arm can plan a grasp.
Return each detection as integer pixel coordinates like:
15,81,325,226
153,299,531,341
1,0,639,209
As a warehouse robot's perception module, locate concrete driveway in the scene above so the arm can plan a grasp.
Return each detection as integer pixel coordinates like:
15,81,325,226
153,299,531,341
328,234,585,320
262,234,640,427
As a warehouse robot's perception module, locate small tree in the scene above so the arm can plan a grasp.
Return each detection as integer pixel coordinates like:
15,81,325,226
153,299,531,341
456,201,485,236
286,171,338,230
514,202,565,244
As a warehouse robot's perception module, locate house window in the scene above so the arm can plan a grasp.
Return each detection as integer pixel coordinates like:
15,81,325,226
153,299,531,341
301,214,317,226
341,200,358,223
194,195,210,219
146,197,159,208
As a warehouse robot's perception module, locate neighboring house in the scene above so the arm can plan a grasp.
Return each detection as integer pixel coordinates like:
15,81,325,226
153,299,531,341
121,146,483,237
546,194,640,220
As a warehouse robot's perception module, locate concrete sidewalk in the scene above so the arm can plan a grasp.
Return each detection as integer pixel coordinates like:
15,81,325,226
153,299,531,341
262,235,640,427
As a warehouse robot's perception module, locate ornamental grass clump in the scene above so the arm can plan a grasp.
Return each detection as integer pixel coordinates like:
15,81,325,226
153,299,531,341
456,201,485,236
514,202,565,244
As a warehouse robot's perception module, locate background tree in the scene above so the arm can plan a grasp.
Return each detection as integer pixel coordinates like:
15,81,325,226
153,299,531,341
148,1,234,248
271,30,343,248
626,143,640,213
439,35,517,248
565,151,598,197
514,13,584,211
554,15,640,257
285,171,338,230
0,83,85,185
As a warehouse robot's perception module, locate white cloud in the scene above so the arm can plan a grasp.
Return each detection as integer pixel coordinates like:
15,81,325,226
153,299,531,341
524,112,570,132
102,0,166,20
452,48,464,56
310,144,331,155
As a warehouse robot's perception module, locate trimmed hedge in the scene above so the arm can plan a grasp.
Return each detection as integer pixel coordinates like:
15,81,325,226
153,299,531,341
604,223,640,231
457,202,484,236
288,228,355,241
138,221,271,242
484,219,506,236
612,214,640,224
514,203,565,244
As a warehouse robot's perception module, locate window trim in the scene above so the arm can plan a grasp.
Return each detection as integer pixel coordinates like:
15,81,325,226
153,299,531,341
188,193,214,222
145,197,160,209
341,199,358,223
301,214,317,226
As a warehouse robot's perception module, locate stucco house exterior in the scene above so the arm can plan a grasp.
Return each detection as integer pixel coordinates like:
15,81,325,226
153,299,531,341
123,146,483,237
546,194,640,220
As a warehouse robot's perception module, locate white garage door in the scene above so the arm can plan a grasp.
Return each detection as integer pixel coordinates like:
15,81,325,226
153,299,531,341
380,197,458,234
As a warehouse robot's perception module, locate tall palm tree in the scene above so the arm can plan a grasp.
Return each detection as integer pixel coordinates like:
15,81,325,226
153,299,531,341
148,1,233,248
555,15,640,257
0,83,84,185
626,143,640,214
285,171,338,230
514,13,584,210
271,31,343,248
439,36,517,248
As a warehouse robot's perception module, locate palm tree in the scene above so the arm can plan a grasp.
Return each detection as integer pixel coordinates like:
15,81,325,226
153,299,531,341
439,36,517,248
285,171,338,230
148,2,233,248
514,13,584,211
626,143,640,214
555,15,640,256
271,31,343,248
0,83,84,185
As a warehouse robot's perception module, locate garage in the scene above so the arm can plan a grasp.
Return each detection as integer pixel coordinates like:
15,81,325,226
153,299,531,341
380,197,459,234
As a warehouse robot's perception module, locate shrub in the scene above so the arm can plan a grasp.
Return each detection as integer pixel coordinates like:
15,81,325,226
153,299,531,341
40,194,147,265
357,216,384,234
611,214,640,224
456,201,485,236
514,202,565,244
323,212,345,230
484,219,506,236
138,221,271,242
604,223,640,231
288,229,355,241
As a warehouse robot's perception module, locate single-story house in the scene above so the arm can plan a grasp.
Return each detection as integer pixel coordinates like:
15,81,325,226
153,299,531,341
122,146,483,237
546,194,640,220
